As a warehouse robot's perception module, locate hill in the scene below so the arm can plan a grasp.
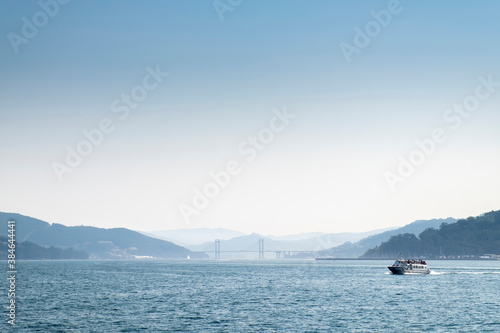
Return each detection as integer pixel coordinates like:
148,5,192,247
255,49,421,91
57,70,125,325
187,227,393,259
362,210,500,258
143,228,246,247
315,217,458,258
268,227,395,248
0,234,89,259
146,228,393,253
0,212,207,259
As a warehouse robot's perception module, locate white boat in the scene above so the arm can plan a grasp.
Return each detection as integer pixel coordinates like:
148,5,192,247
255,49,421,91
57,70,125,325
388,258,430,275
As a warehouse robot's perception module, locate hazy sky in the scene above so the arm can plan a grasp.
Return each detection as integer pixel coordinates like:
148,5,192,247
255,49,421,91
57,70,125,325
1,0,499,235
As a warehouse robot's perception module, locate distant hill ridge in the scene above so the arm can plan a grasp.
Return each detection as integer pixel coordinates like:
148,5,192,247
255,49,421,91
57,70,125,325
316,217,458,258
362,210,500,259
0,212,206,259
142,228,246,247
184,227,394,256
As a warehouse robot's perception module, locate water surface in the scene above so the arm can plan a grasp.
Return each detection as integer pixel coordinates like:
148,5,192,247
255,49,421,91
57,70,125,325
5,260,500,332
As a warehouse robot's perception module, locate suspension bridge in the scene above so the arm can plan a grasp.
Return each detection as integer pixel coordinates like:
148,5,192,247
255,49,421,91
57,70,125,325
202,238,315,259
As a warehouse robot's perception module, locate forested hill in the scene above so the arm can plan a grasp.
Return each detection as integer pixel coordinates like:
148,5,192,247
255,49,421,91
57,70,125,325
362,210,500,259
313,217,456,258
0,212,207,259
0,234,89,259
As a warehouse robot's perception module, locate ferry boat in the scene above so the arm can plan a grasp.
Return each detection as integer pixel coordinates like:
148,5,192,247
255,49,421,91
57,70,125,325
388,258,430,275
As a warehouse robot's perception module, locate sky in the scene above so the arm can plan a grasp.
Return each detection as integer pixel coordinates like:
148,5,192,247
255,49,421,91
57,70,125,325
1,0,499,235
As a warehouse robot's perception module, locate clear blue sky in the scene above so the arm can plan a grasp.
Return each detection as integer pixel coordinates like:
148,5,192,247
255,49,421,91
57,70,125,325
1,0,499,234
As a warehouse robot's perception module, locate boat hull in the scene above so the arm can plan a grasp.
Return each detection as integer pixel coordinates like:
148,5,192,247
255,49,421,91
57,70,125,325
388,266,405,274
388,266,430,275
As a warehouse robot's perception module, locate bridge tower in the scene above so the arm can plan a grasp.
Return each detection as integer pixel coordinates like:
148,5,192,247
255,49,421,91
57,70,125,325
214,239,221,259
258,238,264,259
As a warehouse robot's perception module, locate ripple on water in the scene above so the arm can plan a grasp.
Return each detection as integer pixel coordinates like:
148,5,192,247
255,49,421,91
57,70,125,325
10,260,500,332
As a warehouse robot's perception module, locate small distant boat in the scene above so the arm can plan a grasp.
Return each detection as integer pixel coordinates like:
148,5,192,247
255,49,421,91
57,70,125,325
388,257,430,275
187,255,190,260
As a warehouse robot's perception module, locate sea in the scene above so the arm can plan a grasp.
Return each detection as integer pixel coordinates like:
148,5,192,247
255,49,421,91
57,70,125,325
4,259,500,332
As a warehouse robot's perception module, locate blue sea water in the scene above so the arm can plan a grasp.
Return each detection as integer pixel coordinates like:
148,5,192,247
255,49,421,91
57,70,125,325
4,260,500,332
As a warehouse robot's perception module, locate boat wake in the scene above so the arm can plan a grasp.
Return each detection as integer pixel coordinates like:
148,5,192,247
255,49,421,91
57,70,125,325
428,270,500,275
388,270,500,275
456,271,500,275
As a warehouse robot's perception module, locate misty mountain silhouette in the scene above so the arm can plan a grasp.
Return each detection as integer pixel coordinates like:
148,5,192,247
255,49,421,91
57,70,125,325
0,212,207,259
316,217,458,258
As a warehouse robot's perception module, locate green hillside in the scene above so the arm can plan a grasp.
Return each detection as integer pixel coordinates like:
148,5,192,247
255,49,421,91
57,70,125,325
0,234,89,259
362,210,500,259
315,217,457,258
